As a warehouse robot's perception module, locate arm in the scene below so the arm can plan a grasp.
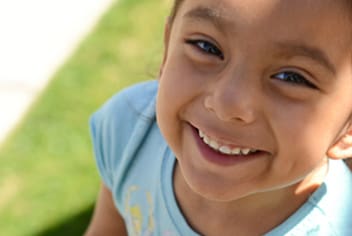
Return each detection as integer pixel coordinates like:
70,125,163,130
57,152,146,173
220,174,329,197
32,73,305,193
345,158,352,171
85,184,128,236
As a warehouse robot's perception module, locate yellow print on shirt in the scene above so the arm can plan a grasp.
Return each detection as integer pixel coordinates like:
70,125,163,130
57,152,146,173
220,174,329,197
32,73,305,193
125,186,155,236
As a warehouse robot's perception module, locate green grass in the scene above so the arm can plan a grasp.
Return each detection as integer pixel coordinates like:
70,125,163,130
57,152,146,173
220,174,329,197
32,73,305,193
0,0,170,235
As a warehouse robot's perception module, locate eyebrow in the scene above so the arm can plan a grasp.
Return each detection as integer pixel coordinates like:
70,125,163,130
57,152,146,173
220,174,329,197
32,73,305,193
184,6,336,75
275,42,336,75
183,6,233,31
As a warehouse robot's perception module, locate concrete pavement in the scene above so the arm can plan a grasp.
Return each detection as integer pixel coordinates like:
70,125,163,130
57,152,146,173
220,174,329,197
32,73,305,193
0,0,115,145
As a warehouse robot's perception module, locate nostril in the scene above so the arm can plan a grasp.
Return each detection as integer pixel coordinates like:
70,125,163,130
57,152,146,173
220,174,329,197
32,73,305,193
204,95,256,124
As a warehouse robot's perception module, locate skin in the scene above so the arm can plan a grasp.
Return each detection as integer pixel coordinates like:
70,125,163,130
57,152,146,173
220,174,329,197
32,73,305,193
157,0,352,235
347,159,352,169
84,184,127,236
86,0,352,235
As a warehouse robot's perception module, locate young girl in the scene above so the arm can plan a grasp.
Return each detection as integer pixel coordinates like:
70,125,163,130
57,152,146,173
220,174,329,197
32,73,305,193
85,0,352,235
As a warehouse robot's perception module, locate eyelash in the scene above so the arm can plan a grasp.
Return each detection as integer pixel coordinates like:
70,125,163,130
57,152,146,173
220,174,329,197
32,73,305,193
185,39,317,89
271,71,317,89
185,39,224,60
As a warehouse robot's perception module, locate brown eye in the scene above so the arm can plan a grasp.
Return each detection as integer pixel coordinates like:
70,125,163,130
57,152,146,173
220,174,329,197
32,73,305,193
271,71,317,89
185,39,224,60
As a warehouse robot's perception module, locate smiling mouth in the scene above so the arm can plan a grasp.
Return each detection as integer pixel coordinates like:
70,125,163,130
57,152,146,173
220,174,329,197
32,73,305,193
198,129,260,156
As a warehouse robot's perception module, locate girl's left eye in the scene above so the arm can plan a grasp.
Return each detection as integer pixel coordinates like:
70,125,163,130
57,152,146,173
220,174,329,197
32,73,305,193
185,39,224,60
271,71,317,89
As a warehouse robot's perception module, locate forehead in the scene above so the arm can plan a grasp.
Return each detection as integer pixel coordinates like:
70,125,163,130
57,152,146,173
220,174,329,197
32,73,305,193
176,0,350,33
177,0,350,19
174,0,352,71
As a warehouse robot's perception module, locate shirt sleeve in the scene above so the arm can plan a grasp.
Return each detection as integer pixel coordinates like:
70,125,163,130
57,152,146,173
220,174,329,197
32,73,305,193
90,108,114,189
89,80,158,190
89,89,134,190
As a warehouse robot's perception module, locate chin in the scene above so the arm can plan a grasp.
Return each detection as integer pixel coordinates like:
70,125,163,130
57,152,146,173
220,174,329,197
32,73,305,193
183,170,252,202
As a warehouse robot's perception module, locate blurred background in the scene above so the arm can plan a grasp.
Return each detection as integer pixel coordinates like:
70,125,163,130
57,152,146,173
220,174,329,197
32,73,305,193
0,0,170,235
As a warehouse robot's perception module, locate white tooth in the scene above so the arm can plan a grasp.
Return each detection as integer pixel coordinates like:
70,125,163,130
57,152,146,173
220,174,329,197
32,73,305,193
241,148,251,155
231,148,241,155
199,130,204,138
203,136,210,145
209,140,219,150
250,149,257,153
219,146,232,155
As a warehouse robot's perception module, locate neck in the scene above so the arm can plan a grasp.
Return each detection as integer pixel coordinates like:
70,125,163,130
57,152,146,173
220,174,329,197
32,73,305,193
174,162,328,236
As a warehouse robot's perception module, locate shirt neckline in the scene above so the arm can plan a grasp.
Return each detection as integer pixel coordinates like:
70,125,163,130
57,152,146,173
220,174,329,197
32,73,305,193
161,147,199,236
160,146,348,235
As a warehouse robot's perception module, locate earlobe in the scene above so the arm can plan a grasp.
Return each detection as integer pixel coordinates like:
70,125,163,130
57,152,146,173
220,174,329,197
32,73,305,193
327,129,352,160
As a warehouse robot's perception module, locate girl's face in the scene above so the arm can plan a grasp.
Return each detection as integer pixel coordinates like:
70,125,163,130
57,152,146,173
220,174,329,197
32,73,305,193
157,0,352,202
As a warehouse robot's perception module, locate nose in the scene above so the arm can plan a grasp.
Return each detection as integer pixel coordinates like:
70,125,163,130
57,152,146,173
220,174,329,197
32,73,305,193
204,74,257,124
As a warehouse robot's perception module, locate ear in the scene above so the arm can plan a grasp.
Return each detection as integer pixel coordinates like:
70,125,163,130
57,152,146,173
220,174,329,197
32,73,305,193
327,122,352,160
159,18,172,78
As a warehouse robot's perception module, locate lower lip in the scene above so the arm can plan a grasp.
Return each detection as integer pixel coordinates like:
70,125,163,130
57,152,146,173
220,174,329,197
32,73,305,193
190,125,265,167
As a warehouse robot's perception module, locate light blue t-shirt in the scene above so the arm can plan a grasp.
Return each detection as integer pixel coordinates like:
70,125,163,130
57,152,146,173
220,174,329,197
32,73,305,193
90,80,352,236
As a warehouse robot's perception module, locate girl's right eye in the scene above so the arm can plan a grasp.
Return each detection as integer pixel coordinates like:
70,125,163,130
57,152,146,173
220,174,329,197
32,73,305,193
185,39,224,60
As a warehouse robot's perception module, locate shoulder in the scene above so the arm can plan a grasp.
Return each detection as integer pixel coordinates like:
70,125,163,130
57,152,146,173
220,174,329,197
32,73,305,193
89,80,159,189
92,80,158,124
267,160,352,236
315,160,352,235
297,160,352,235
90,80,158,143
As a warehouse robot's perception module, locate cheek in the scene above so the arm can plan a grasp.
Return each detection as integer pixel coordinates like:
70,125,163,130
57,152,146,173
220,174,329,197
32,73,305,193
156,78,180,146
158,55,207,114
156,65,193,154
271,101,346,165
